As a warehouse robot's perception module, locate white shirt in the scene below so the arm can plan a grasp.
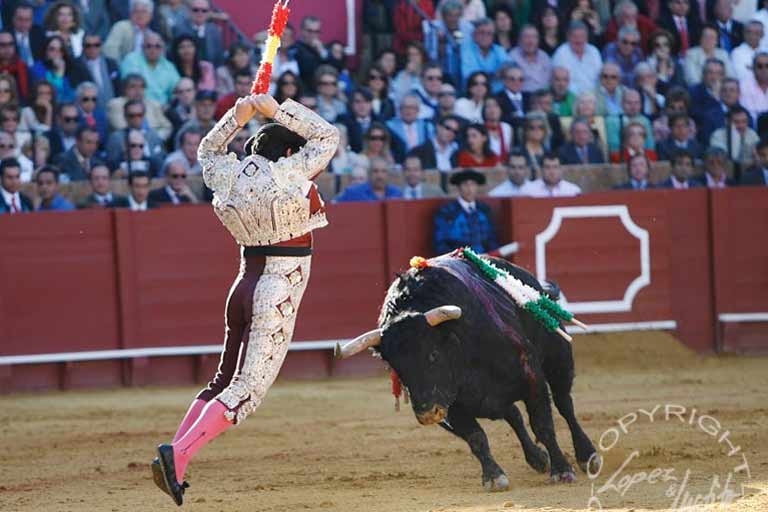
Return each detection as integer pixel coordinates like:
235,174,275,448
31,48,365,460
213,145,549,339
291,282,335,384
520,178,581,197
731,43,762,82
489,179,525,197
434,140,458,172
454,98,484,123
165,185,182,204
93,192,114,205
552,43,603,95
1,186,23,213
740,76,768,121
755,9,768,48
457,196,477,214
128,195,148,211
403,184,423,199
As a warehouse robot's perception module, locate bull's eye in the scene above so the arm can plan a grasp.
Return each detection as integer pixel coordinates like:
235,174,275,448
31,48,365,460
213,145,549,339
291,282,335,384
428,351,439,364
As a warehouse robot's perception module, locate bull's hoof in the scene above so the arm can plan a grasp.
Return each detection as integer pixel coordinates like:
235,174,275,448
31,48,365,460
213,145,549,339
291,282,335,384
550,470,576,483
578,453,602,475
525,448,550,474
483,474,510,492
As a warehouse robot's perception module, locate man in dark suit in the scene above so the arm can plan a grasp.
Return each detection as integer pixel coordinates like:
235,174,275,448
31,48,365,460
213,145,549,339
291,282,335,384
558,118,605,165
109,171,157,210
657,150,702,188
741,139,768,186
386,94,435,164
79,164,125,208
53,125,102,182
692,146,736,187
173,0,224,65
10,2,45,67
657,113,704,161
78,33,120,111
148,159,199,205
407,115,460,173
292,16,327,92
46,103,81,157
0,157,33,214
614,153,654,190
689,58,727,145
335,87,378,153
712,0,743,52
495,64,530,126
660,0,702,56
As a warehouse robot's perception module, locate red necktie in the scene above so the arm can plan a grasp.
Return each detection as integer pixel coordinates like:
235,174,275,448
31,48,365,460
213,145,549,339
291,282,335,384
10,195,19,213
86,113,96,127
678,19,689,55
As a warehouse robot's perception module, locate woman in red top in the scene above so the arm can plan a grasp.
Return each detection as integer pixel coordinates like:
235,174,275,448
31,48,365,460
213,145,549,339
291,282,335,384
610,121,659,163
455,123,501,168
483,96,513,162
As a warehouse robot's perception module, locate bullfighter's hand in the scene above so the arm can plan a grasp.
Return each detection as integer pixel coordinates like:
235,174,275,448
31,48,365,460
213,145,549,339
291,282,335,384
234,95,279,126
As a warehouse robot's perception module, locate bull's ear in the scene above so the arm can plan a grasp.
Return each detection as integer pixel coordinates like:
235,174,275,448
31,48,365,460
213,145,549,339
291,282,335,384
424,306,462,327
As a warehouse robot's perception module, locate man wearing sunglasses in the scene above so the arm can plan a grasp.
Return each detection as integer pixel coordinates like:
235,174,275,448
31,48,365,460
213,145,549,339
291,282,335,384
75,81,108,144
152,93,339,506
149,159,199,205
741,51,768,123
78,33,119,109
602,26,644,86
173,0,225,65
120,31,180,105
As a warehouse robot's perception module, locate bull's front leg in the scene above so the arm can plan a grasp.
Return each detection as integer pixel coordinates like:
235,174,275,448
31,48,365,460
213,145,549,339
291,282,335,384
523,383,576,483
439,406,509,492
505,403,549,474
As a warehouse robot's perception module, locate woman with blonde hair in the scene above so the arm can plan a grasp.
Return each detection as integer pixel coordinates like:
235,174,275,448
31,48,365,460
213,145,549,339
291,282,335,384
18,136,51,183
561,91,607,154
0,73,20,107
43,1,85,57
362,122,396,166
519,112,551,176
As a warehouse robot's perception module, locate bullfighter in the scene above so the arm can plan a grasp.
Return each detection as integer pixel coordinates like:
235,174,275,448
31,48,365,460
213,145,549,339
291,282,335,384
151,93,339,506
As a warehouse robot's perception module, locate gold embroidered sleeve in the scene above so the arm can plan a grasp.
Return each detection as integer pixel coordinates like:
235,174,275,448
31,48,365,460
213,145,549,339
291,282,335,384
199,108,242,194
271,98,340,180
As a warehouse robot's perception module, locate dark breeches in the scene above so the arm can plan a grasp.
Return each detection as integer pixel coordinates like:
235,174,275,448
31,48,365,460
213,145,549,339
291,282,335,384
197,254,266,401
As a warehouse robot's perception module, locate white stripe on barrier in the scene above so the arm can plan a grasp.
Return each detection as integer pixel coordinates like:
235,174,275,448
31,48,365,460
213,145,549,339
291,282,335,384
0,321,677,366
718,313,768,323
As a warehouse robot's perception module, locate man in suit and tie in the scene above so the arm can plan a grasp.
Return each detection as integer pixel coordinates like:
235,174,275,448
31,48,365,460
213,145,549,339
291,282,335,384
292,16,328,93
335,87,378,153
80,164,126,208
712,0,743,52
79,33,119,110
558,118,605,165
149,160,199,205
689,58,727,145
614,153,654,190
407,115,461,172
0,157,33,214
386,94,435,164
10,2,44,67
658,113,704,161
75,82,109,145
54,126,102,182
660,0,702,56
109,171,157,211
740,139,768,186
173,0,224,66
657,150,702,188
401,155,445,199
46,103,81,156
495,64,529,126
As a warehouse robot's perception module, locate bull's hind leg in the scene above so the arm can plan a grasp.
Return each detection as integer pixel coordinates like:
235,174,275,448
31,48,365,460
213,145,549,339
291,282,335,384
548,376,599,474
505,403,549,473
543,341,599,474
439,406,509,492
523,384,575,483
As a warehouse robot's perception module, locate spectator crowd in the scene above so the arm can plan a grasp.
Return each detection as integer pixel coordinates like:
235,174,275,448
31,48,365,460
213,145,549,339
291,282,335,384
1,0,768,253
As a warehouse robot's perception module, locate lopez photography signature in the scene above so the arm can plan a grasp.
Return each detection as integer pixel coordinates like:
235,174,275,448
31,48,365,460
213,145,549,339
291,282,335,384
585,404,752,510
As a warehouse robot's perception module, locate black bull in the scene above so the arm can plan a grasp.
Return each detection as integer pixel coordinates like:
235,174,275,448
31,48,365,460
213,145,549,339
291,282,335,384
339,256,600,491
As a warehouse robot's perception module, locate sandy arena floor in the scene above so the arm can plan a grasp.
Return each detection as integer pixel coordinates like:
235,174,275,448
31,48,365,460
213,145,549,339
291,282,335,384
1,332,766,512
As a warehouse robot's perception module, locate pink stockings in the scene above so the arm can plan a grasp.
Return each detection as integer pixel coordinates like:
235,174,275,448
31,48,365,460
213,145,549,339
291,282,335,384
170,399,233,484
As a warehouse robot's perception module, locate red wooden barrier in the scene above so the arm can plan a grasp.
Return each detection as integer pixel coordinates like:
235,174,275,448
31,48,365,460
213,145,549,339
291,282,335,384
2,189,767,392
710,188,768,353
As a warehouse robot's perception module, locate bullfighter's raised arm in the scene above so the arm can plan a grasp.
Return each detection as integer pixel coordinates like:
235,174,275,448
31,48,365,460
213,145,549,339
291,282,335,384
270,99,339,180
198,108,242,195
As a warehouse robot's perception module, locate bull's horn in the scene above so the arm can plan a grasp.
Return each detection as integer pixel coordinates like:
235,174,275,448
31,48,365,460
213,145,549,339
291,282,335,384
334,329,382,359
424,305,462,327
